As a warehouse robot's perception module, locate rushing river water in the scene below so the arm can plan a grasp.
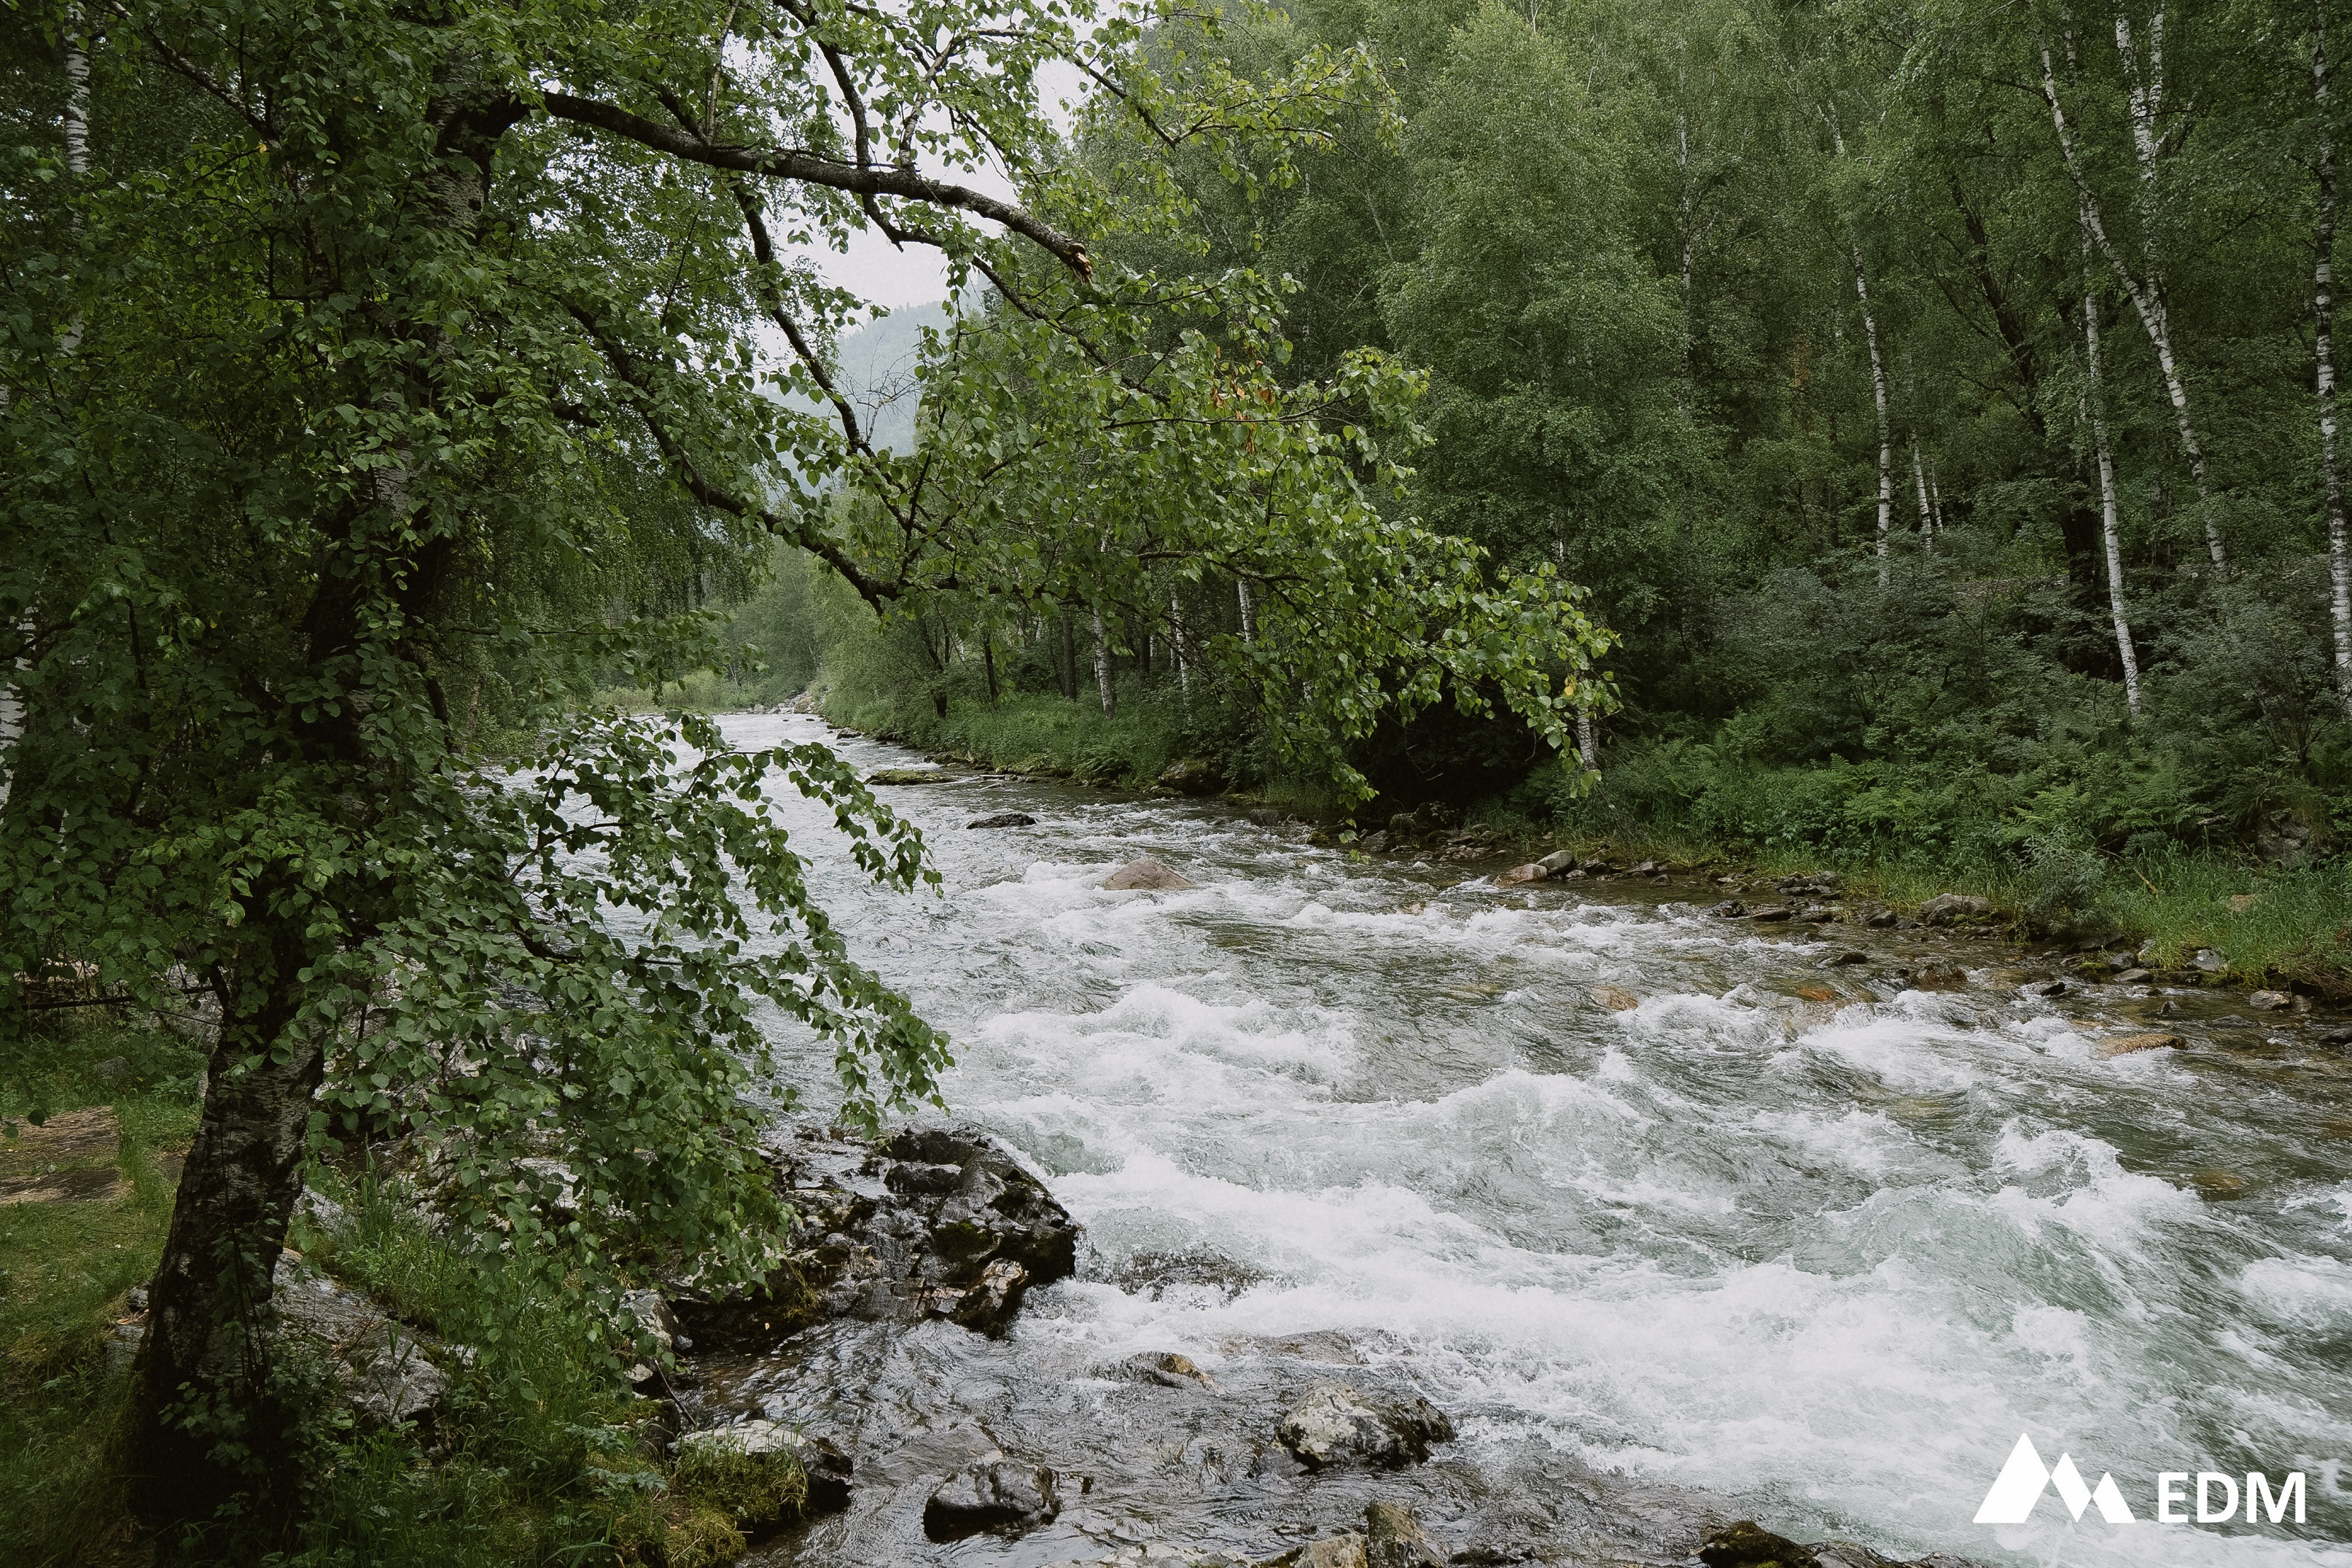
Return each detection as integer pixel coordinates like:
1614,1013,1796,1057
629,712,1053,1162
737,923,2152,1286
714,712,2352,1567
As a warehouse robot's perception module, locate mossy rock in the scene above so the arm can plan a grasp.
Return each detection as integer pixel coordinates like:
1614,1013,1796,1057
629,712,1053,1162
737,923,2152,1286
673,1423,809,1537
662,1504,747,1568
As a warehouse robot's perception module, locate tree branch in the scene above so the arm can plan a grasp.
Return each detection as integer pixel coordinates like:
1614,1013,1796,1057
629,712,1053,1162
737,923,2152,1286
540,92,1091,279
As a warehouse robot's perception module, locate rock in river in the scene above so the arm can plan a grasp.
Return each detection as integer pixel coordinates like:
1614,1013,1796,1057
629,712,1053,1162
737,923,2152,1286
672,1122,1080,1351
1104,857,1196,890
967,811,1037,829
1275,1381,1455,1470
1700,1520,1819,1568
866,768,948,785
2098,1031,2184,1059
922,1456,1059,1540
1495,862,1548,886
1916,893,1990,925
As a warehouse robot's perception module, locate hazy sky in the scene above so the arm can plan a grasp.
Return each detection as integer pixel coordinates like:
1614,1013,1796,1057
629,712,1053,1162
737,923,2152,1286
781,59,1086,316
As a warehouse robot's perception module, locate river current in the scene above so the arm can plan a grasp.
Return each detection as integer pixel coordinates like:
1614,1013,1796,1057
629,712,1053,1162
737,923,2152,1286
716,712,2352,1567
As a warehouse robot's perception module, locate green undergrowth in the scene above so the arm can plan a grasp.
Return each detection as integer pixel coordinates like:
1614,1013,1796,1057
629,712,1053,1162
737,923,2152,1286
1,1013,204,1568
0,1015,810,1567
1530,822,2352,994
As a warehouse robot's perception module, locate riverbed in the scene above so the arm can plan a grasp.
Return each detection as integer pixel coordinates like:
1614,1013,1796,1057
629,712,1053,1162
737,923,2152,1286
712,712,2352,1567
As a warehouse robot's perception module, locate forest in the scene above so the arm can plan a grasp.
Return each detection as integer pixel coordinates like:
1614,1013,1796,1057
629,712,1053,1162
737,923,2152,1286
3,0,2348,1564
759,0,2352,984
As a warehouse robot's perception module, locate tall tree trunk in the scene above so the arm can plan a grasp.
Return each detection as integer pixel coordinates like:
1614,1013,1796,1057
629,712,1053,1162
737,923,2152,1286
2081,267,2145,714
1090,606,1115,717
1575,706,1598,768
1237,579,1255,644
134,945,322,1518
1853,245,1893,584
1168,590,1192,710
1911,440,1934,541
2318,0,2352,715
981,631,999,703
2041,38,2227,566
1059,610,1077,700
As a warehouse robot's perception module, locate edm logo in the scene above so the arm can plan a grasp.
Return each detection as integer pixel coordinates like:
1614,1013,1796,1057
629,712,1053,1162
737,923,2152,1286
1975,1435,2308,1526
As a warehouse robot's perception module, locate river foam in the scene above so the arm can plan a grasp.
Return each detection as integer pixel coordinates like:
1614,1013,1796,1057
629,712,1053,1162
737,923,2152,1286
723,714,2352,1565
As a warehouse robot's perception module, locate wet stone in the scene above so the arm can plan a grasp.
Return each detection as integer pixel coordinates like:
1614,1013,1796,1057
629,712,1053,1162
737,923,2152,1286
1274,1382,1455,1470
969,811,1038,829
1105,858,1196,890
923,1456,1060,1540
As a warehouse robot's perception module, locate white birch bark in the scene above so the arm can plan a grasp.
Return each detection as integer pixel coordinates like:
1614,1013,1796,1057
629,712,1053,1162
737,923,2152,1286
1237,579,1255,644
1575,705,1598,768
2317,0,2352,715
1168,590,1192,709
2040,39,2227,566
2081,278,2143,714
1853,245,1893,585
1911,440,1934,542
1090,606,1115,717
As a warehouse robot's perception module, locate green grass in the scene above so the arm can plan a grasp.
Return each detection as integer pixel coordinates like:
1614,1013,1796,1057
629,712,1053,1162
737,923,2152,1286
0,1015,814,1568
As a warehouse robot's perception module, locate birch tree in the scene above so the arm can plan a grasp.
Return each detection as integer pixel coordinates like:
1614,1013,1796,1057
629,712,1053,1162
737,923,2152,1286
2316,0,2352,714
2040,21,2228,566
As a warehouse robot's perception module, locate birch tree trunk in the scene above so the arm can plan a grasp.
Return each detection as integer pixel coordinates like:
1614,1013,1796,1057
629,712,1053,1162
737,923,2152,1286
2082,255,2144,713
1853,246,1893,584
1169,590,1192,709
2317,0,2352,715
1091,606,1115,717
1237,578,1255,644
2041,38,2227,566
1576,705,1598,768
1911,440,1934,542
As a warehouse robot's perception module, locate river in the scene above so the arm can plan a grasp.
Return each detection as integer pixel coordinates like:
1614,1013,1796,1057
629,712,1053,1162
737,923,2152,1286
713,712,2352,1567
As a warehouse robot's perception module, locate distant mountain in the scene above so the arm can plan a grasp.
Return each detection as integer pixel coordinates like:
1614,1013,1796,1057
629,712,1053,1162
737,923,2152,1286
776,300,948,458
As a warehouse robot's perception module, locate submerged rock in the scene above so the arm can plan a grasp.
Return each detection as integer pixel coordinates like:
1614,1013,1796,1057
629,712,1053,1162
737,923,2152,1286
866,768,949,785
1589,986,1641,1012
922,1456,1059,1540
1274,1381,1455,1470
673,1122,1079,1352
2098,1031,2184,1058
1105,1349,1218,1389
968,811,1037,829
1105,858,1196,890
1746,905,1794,922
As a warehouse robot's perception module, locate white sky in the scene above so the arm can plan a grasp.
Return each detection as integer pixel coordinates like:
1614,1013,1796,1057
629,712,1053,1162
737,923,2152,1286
782,59,1088,314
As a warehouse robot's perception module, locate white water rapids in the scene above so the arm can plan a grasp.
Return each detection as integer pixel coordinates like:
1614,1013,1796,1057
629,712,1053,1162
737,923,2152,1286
723,713,2352,1567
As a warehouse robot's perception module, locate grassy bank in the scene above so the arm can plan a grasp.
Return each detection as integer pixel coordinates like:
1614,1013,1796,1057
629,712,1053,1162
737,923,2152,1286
0,1011,806,1568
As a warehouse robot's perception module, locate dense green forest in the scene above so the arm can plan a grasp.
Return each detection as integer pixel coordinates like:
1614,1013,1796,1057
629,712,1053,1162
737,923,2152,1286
750,0,2352,978
7,0,2352,1562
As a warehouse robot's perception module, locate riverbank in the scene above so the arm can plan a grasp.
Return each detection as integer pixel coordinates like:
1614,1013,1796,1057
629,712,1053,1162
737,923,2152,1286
749,689,2352,1002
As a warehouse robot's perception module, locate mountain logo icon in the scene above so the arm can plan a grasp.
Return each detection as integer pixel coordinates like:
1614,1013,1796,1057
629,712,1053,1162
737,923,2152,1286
1975,1435,2136,1525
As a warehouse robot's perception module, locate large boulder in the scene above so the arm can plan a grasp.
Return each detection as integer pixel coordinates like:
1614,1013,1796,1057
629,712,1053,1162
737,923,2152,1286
1274,1381,1455,1470
1700,1521,1819,1568
1916,893,1991,925
967,811,1037,829
1104,858,1196,890
922,1457,1059,1540
1495,862,1549,887
673,1123,1080,1351
276,1268,447,1428
1159,757,1225,796
1261,1539,1368,1568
